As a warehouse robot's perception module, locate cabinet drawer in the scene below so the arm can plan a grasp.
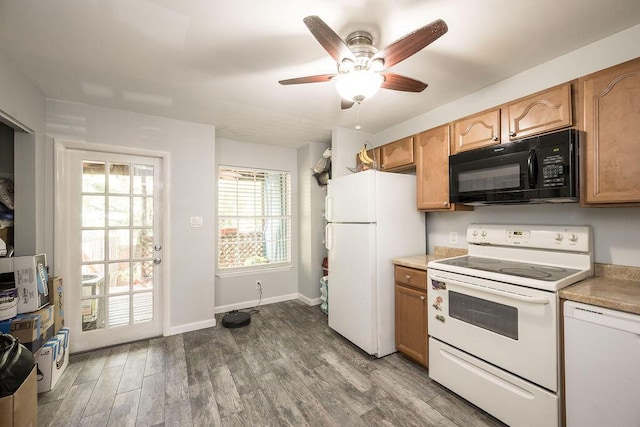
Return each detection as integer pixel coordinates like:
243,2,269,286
395,266,427,290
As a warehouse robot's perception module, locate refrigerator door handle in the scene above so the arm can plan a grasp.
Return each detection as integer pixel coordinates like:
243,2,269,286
325,223,333,250
325,195,332,222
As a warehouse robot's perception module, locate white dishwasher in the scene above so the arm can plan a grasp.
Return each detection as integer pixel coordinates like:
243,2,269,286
564,300,640,427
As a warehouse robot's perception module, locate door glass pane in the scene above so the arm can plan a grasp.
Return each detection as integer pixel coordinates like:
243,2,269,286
109,295,130,327
133,292,153,323
82,196,105,227
133,261,153,291
109,229,130,260
133,229,153,259
449,291,519,340
133,197,153,226
109,262,130,294
108,196,130,226
83,161,106,192
82,298,104,331
81,265,105,297
133,164,153,195
82,230,105,262
109,163,130,194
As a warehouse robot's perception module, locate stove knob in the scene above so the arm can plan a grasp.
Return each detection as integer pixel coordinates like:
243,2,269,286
481,230,487,237
555,233,563,242
569,233,578,242
472,230,478,237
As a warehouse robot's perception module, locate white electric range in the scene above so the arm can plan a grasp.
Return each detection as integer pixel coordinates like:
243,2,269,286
427,224,593,427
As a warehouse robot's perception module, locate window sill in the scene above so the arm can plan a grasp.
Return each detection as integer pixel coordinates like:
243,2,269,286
216,264,293,278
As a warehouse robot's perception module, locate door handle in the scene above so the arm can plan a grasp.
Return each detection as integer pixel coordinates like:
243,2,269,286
432,274,549,305
527,150,537,188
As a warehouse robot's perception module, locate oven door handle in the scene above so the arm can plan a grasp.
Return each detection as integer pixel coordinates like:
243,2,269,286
442,277,550,305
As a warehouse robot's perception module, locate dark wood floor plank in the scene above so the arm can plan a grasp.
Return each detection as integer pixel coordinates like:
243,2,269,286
107,389,140,427
83,365,124,417
136,372,165,426
41,302,507,427
117,351,147,394
188,381,222,427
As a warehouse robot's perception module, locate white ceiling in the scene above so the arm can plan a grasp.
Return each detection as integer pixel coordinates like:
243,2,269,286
1,0,639,148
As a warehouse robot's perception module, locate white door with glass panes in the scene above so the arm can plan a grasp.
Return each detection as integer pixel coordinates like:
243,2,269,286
62,149,163,352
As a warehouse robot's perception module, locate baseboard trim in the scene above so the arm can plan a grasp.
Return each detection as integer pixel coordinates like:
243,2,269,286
298,294,322,306
166,318,217,336
214,293,299,314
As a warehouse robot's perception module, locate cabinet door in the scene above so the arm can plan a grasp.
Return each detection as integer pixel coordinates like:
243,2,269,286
581,58,640,204
395,283,428,367
507,83,572,140
415,125,452,210
379,136,414,171
451,109,500,154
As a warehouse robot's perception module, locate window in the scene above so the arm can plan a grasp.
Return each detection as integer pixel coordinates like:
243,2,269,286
218,166,291,271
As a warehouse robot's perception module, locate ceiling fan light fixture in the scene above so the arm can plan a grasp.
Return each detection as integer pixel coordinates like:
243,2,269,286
335,70,384,103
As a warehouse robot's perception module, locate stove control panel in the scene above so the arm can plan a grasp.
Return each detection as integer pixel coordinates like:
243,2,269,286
467,224,591,252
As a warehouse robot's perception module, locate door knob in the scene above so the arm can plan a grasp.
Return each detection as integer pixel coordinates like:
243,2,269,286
153,257,162,265
154,244,162,251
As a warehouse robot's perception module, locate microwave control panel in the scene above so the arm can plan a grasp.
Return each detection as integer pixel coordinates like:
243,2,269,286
541,146,568,188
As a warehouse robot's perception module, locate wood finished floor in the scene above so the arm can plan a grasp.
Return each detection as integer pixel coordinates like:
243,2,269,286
37,300,506,427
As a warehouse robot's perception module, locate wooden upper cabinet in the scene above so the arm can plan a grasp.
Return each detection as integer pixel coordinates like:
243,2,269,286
506,83,572,141
379,136,414,171
581,58,640,205
415,124,472,212
451,108,501,154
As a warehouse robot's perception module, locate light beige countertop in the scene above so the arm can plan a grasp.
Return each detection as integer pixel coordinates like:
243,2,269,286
560,263,640,316
393,246,467,271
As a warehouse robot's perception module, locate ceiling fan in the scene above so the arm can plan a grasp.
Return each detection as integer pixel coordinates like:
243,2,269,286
279,16,448,110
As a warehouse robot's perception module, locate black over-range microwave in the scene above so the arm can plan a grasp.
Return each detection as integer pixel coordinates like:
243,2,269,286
449,129,578,205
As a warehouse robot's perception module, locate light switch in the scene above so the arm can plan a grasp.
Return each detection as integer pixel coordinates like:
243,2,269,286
449,231,458,244
190,216,203,228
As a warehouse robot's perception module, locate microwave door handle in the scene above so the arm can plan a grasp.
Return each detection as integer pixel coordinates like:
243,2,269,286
527,150,538,188
441,276,550,305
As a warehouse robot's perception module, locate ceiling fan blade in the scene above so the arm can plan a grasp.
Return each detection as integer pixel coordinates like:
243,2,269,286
303,15,357,63
341,99,355,110
381,73,428,92
279,74,336,85
372,19,448,69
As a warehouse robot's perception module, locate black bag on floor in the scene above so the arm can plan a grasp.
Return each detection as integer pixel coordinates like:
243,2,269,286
0,333,35,397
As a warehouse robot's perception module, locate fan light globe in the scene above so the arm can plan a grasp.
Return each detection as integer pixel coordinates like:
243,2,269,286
335,70,384,102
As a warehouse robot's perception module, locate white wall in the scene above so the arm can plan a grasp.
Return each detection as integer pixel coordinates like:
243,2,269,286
297,141,329,304
215,138,299,311
374,24,640,268
0,52,47,257
46,99,217,333
331,127,374,179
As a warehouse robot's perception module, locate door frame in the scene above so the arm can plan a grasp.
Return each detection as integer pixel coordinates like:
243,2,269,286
54,138,171,350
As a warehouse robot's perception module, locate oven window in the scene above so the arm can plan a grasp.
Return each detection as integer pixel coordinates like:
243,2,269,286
449,291,518,340
458,164,520,192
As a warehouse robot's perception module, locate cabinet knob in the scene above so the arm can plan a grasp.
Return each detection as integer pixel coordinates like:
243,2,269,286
420,296,425,300
492,136,498,142
443,201,448,206
509,131,517,137
405,275,411,281
380,164,385,169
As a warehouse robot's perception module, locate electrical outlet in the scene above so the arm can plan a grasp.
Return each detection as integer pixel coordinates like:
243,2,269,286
256,280,262,290
449,231,458,244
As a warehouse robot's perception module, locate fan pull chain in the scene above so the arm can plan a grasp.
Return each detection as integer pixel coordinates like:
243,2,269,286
355,102,362,130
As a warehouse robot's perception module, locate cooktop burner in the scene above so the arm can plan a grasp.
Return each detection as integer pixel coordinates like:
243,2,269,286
436,256,581,282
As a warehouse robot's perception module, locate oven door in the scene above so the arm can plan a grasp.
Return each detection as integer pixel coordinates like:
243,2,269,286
427,269,559,392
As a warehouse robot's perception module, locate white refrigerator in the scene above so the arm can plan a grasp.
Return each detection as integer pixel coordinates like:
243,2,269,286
325,170,425,357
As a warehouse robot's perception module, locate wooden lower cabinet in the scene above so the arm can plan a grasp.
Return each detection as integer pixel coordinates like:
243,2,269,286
394,265,428,367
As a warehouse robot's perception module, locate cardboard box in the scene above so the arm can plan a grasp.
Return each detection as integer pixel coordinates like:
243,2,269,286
35,327,69,393
14,254,49,314
0,366,38,427
47,277,64,334
0,305,54,353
